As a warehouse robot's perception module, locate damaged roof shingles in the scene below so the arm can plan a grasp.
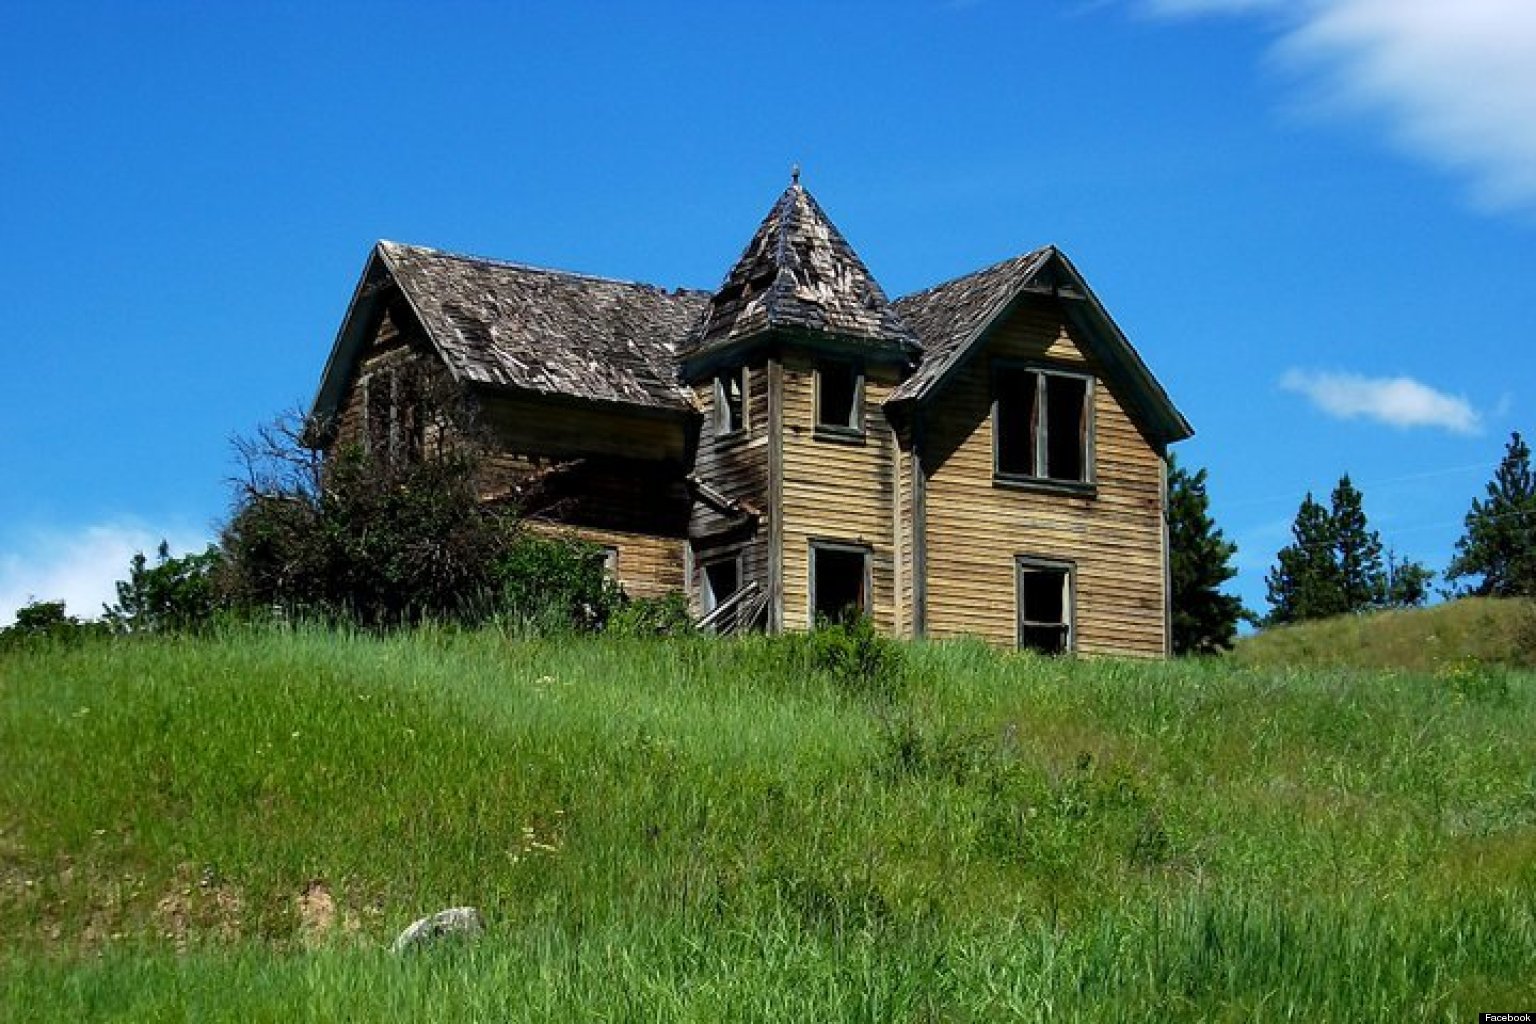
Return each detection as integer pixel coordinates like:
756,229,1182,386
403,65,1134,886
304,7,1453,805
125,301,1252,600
685,184,920,359
381,241,709,412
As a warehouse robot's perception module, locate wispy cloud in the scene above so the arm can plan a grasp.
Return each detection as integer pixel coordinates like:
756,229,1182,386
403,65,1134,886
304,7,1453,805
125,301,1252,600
1279,369,1481,434
0,522,209,626
1141,0,1536,214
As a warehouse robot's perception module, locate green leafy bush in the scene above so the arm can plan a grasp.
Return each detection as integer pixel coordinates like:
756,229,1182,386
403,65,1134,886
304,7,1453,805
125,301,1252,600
494,532,625,632
0,600,105,649
105,541,223,634
607,592,694,637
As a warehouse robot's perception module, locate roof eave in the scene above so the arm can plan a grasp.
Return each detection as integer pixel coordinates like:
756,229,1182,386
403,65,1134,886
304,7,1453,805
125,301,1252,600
884,249,1193,447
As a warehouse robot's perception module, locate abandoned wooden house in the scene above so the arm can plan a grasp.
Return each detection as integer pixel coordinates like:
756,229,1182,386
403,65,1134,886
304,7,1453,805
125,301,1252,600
309,176,1192,656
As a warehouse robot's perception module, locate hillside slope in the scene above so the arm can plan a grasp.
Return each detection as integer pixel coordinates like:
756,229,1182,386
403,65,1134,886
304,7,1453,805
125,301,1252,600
2,629,1534,1020
1234,596,1533,671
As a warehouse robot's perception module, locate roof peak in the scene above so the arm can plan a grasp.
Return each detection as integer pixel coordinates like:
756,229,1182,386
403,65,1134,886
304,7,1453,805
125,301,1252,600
681,182,919,362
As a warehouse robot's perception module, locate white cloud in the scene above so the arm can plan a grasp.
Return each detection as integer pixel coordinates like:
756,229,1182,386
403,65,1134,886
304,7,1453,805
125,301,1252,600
1142,0,1536,213
0,522,209,627
1279,369,1481,434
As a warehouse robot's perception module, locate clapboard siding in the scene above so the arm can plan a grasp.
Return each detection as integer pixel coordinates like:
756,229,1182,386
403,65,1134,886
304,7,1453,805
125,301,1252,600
921,296,1168,656
523,521,684,600
779,353,900,632
689,358,772,614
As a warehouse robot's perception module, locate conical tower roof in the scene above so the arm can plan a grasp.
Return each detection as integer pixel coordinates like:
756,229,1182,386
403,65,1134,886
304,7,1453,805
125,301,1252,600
683,179,920,361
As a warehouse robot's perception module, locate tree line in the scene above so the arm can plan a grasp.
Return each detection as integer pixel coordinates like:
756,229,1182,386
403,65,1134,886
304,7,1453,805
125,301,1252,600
1169,431,1536,654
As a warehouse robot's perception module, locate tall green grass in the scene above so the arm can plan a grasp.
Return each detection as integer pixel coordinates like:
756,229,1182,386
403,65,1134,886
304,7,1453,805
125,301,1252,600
3,628,1534,1019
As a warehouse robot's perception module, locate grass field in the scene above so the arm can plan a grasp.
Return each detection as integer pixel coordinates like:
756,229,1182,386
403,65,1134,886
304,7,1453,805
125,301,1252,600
1233,596,1534,671
2,625,1534,1020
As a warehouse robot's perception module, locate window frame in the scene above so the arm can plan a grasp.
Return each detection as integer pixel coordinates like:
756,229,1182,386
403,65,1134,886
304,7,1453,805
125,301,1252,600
808,539,873,624
700,550,745,614
813,359,865,439
991,361,1095,492
714,365,748,439
1015,555,1077,655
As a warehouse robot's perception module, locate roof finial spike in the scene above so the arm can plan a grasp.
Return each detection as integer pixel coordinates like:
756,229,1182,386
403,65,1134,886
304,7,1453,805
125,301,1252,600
790,163,801,186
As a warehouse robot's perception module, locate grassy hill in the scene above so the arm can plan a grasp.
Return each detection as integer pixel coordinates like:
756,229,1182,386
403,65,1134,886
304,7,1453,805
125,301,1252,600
3,627,1534,1020
1234,596,1534,671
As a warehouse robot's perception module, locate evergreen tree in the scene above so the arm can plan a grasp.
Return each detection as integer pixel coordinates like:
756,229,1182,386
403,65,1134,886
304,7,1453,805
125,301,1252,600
1265,475,1393,624
1330,474,1387,610
1265,492,1344,624
1166,455,1244,654
1446,431,1536,597
1384,549,1434,608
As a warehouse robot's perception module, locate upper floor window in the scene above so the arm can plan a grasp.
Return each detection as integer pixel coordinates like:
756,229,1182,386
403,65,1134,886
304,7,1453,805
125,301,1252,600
994,365,1092,485
715,366,746,437
815,360,863,436
365,364,425,465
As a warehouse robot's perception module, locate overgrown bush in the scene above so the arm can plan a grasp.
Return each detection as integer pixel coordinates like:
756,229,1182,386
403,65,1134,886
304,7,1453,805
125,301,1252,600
219,412,521,627
778,615,906,701
104,542,223,634
607,592,694,637
495,532,625,632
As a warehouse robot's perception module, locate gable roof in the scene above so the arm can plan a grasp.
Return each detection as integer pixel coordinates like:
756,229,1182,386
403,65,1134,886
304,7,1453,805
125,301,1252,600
312,242,708,426
683,182,920,363
890,247,1193,445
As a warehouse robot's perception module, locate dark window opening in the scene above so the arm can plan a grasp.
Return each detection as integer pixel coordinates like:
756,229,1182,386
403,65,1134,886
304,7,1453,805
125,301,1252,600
994,366,1090,484
995,367,1038,476
716,368,745,436
816,362,861,433
812,544,869,624
1045,375,1087,481
702,558,740,613
1018,562,1072,655
365,367,425,465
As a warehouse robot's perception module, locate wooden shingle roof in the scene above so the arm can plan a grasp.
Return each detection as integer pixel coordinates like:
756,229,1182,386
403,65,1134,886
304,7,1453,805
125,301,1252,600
891,248,1053,402
683,182,920,362
889,247,1192,444
382,242,707,411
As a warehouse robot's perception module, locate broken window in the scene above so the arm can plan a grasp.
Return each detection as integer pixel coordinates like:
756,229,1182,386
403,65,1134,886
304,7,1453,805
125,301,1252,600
815,361,862,434
1017,558,1074,654
701,556,741,613
811,542,870,624
364,364,425,466
715,366,746,436
994,366,1091,483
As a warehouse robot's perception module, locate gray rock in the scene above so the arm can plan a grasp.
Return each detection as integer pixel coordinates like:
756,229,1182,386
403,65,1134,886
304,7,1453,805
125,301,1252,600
391,906,485,953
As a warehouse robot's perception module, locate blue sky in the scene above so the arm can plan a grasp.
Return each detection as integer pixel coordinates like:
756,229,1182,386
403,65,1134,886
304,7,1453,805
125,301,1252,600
2,0,1533,624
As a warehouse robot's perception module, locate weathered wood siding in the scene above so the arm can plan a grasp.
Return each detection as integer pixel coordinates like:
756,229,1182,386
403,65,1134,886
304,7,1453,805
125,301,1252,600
779,353,900,632
921,298,1167,656
688,358,773,613
523,521,684,600
329,298,690,605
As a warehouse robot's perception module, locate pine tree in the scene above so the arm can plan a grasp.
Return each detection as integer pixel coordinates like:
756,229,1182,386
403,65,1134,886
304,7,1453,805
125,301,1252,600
1446,431,1536,597
1385,549,1434,608
1265,492,1345,625
1330,474,1386,611
1266,475,1394,624
1166,455,1245,654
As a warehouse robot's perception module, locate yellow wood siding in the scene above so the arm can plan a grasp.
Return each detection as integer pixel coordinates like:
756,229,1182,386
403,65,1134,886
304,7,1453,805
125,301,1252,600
779,353,900,632
921,300,1167,656
523,521,684,600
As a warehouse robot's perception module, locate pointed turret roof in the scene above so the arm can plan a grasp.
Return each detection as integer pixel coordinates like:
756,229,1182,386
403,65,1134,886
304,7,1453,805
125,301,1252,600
683,180,920,362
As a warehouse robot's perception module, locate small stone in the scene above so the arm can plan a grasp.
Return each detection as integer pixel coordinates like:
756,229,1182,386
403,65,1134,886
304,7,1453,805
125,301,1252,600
390,906,485,953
